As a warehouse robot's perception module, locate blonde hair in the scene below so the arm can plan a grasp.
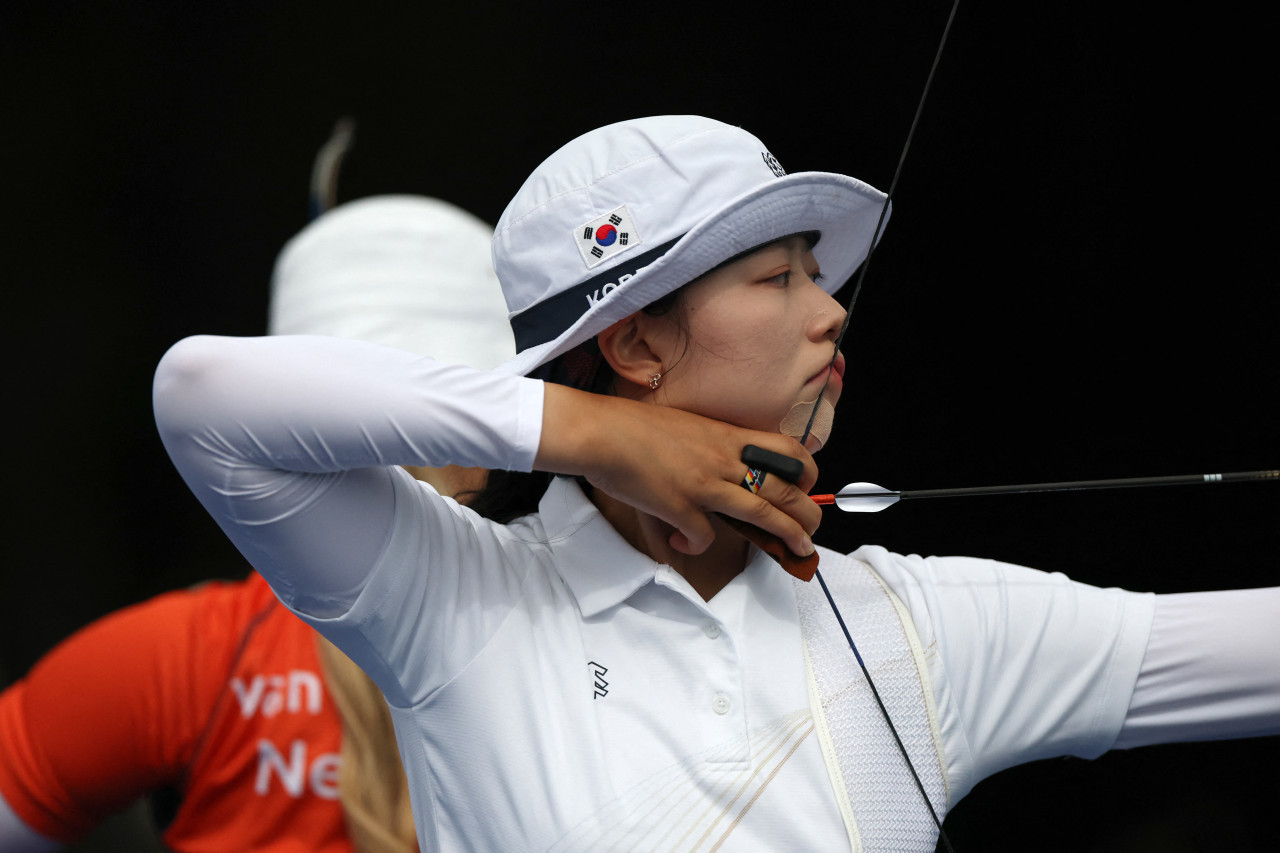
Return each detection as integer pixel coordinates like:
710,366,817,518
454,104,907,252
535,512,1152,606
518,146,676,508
316,636,418,853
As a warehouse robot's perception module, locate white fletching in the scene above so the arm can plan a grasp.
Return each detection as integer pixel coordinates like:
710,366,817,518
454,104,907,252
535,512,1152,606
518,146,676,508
834,482,900,513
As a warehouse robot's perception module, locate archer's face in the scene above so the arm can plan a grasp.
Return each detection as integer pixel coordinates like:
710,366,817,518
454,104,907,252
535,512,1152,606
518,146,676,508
650,236,846,452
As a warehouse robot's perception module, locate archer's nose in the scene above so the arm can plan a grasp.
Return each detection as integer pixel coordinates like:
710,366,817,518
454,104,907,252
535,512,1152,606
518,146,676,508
807,289,846,343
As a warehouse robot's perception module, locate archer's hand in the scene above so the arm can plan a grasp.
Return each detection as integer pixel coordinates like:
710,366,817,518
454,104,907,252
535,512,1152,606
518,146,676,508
535,384,820,557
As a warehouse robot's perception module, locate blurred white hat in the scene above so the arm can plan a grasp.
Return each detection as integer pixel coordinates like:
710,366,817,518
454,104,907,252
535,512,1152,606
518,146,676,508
270,194,515,371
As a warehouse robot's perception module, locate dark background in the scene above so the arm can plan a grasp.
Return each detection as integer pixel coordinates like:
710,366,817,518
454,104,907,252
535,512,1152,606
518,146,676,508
3,1,1276,850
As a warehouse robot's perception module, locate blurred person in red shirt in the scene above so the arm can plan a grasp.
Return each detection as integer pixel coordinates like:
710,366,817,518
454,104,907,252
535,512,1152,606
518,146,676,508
0,192,514,853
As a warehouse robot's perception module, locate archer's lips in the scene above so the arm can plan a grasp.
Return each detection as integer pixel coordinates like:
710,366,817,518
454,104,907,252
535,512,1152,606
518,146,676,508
808,351,846,392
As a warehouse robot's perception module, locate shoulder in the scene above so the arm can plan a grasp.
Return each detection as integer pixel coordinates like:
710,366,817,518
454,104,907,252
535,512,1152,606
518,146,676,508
11,575,273,691
828,543,1155,651
120,575,285,680
43,575,296,749
826,545,1157,793
0,575,296,842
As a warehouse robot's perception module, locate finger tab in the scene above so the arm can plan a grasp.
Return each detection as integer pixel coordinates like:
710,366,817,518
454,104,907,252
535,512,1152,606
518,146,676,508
717,514,819,582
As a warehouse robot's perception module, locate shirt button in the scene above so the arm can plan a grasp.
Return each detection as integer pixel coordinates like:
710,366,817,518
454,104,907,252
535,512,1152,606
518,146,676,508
703,622,722,639
712,693,731,715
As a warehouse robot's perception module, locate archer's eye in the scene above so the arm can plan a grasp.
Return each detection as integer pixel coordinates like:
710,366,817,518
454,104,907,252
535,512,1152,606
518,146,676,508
766,271,791,287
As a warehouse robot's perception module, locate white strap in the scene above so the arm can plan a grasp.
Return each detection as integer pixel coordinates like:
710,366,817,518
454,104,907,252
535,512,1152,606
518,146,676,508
796,554,949,853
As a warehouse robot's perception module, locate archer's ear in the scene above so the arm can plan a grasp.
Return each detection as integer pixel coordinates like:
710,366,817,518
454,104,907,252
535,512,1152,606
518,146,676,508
597,313,665,391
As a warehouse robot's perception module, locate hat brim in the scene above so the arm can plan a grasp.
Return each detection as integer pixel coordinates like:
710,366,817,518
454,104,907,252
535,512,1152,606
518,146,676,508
494,171,889,377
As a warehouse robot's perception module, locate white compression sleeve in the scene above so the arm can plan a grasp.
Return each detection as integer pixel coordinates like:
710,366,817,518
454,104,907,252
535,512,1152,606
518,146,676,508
153,334,543,615
1116,587,1280,748
0,790,60,853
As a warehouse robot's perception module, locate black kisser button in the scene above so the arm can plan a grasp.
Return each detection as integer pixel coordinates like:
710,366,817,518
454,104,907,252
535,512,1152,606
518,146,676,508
741,445,804,485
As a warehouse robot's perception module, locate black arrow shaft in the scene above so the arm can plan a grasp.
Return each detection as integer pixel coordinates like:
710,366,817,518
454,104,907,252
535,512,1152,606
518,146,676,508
837,470,1279,502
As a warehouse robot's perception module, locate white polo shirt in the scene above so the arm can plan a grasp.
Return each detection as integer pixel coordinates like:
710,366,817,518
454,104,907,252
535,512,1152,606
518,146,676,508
303,472,1154,852
309,472,850,850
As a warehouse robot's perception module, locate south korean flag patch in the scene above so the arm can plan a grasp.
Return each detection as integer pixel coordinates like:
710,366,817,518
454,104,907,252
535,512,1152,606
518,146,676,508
574,205,641,269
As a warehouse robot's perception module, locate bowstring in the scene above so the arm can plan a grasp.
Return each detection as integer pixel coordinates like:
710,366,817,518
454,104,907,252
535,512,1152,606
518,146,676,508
801,3,962,850
815,571,955,852
800,0,962,447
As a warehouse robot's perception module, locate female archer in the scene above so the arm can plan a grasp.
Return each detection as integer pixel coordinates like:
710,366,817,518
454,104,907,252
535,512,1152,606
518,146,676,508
152,115,1279,852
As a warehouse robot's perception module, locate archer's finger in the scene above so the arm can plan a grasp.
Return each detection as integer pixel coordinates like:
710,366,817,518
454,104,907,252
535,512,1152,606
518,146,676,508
720,487,816,558
667,509,716,556
764,479,823,536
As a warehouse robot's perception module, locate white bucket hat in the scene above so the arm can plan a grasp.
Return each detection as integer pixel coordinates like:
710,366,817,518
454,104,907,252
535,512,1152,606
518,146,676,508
270,195,516,370
492,115,889,377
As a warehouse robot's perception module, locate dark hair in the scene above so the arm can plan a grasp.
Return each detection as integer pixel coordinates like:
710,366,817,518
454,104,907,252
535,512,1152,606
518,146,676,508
457,468,556,525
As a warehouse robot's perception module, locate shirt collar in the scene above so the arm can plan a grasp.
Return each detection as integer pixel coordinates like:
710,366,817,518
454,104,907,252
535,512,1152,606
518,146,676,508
538,476,664,618
536,477,797,619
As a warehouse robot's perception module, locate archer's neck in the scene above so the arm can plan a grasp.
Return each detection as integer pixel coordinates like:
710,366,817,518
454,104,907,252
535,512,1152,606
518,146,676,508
591,491,748,601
